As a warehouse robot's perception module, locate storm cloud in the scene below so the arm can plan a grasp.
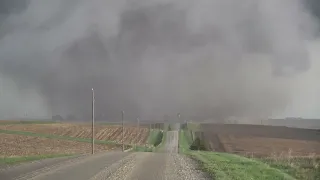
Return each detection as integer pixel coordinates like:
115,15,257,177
0,0,319,122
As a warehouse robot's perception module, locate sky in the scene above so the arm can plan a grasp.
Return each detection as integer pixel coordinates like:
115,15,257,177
0,0,320,121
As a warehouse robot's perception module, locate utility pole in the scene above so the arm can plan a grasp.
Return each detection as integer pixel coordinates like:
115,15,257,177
122,110,125,152
136,117,140,148
0,78,2,98
177,113,181,130
92,88,95,154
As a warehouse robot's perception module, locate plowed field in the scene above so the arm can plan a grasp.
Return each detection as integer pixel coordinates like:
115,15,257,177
202,124,320,157
0,123,149,145
217,134,320,157
0,134,116,156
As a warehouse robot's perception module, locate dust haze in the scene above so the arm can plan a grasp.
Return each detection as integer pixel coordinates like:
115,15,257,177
0,0,320,122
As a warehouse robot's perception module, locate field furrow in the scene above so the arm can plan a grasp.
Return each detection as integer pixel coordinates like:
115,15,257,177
0,123,149,145
201,124,320,157
0,134,116,156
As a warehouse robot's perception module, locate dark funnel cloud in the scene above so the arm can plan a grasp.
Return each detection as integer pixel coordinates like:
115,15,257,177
0,0,319,122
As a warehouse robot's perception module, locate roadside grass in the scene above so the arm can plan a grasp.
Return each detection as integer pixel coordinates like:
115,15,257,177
154,130,167,152
147,129,163,147
131,125,167,152
259,156,320,180
189,151,295,180
131,146,154,152
132,129,165,152
0,154,75,165
178,130,193,154
179,130,295,180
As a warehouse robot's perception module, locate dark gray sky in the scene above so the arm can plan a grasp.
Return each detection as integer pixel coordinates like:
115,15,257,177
0,0,320,121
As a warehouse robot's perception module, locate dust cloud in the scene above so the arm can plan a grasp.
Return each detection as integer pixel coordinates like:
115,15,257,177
0,0,319,122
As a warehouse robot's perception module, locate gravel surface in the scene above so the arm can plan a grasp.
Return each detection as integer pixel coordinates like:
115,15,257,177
106,152,152,180
0,151,130,180
90,152,140,180
106,131,210,180
163,131,210,180
164,153,211,180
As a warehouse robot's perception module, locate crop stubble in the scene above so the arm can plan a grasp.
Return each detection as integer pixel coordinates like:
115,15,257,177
202,124,320,157
0,134,116,156
0,123,149,145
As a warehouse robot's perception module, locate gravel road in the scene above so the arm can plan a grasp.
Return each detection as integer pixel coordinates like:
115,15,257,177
0,131,210,180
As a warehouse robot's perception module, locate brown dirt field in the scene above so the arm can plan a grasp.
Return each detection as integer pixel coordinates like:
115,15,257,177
218,134,320,157
202,123,320,141
0,123,149,145
0,134,116,157
201,124,320,157
0,120,20,123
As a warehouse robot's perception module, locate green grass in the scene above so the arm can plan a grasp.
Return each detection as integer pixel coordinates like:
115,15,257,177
131,129,165,152
178,130,296,180
179,130,193,154
147,129,163,146
189,151,295,180
154,130,167,152
260,157,320,180
0,154,75,165
131,146,154,152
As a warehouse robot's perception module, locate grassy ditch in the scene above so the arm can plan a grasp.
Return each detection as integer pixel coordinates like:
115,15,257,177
0,154,75,165
154,130,167,152
132,129,164,152
147,129,163,147
179,130,193,154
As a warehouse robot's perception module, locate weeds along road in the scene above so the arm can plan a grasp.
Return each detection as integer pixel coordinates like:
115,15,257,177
0,131,209,180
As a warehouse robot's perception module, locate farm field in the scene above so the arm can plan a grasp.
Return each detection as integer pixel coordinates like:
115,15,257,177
0,120,57,124
218,135,320,157
0,123,149,145
180,128,320,180
201,124,320,157
0,133,117,157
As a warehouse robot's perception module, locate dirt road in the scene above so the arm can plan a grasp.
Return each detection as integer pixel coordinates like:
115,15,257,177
0,131,209,180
